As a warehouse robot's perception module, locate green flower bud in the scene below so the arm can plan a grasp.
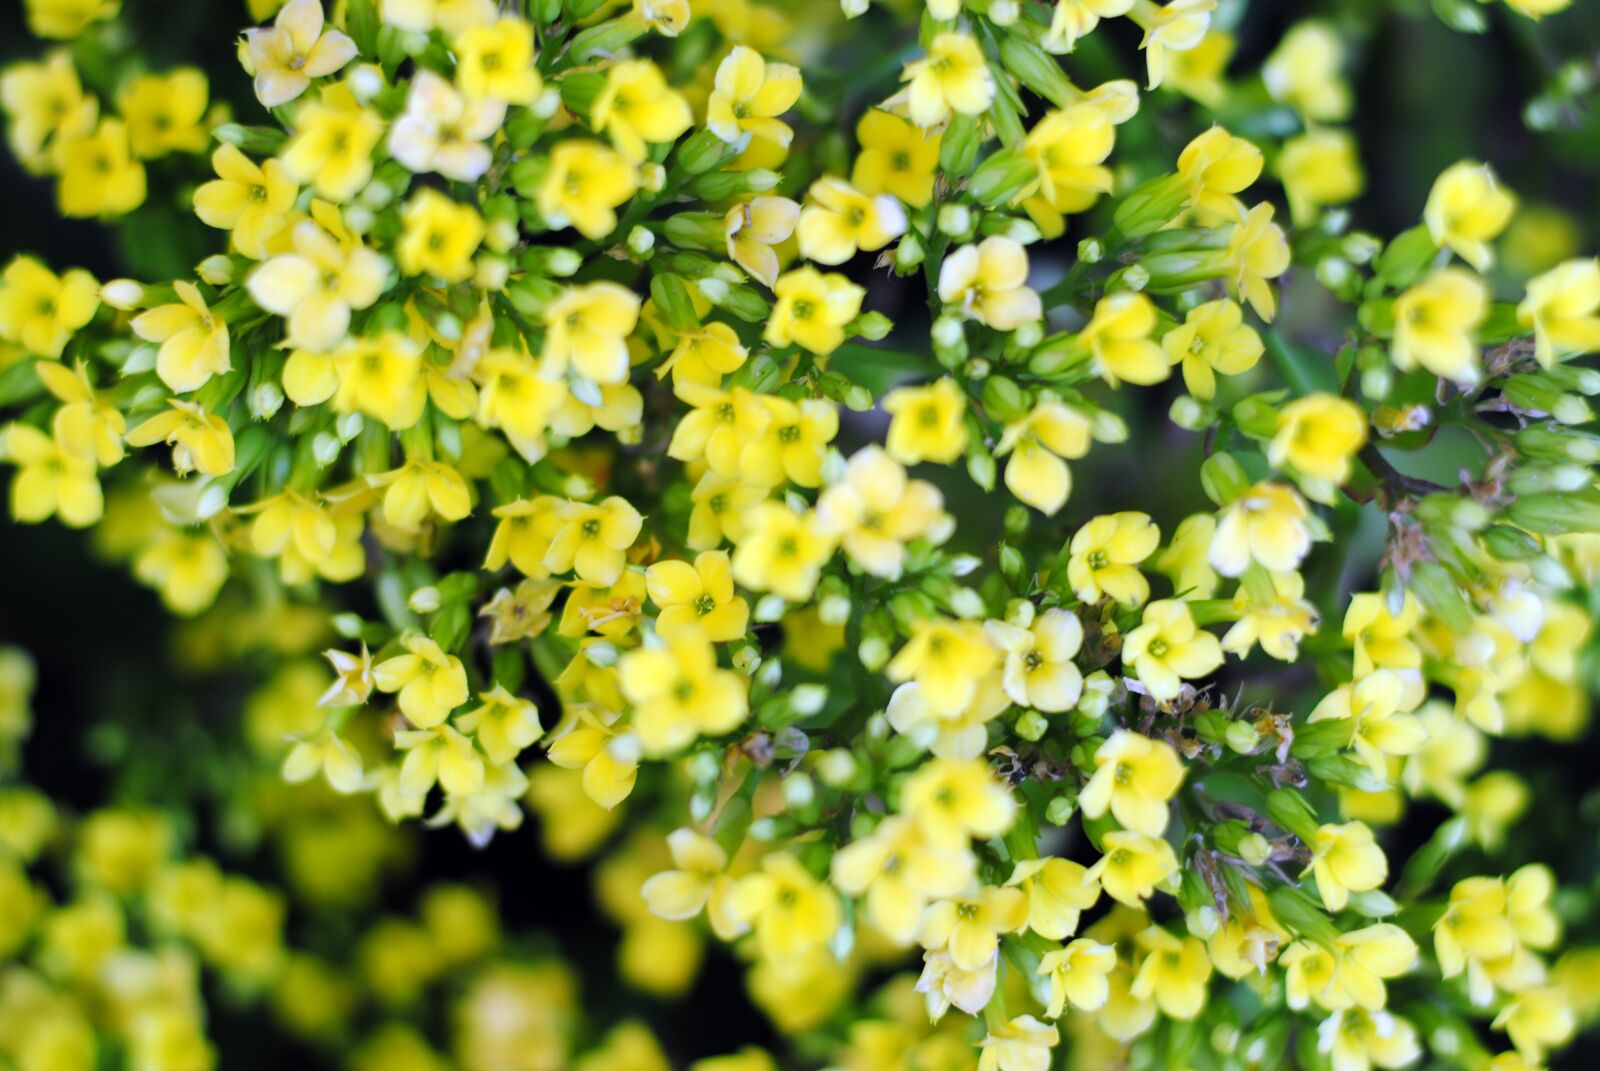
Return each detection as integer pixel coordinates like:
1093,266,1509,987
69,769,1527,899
939,113,981,177
1265,787,1320,843
970,148,1039,208
1113,173,1189,238
1014,710,1048,742
1201,452,1251,506
997,35,1076,108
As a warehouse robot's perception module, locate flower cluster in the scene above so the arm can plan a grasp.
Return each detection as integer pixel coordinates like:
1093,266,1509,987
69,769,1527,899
1,0,1599,1069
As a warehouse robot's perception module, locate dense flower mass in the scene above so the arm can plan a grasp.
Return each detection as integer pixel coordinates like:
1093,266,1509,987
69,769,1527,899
1,0,1599,1069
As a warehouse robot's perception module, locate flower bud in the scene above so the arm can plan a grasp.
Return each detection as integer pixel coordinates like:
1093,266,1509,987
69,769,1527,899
312,432,341,467
1014,710,1048,742
100,279,145,310
969,148,1039,208
998,35,1075,108
1201,452,1251,506
936,203,973,238
408,586,442,614
250,382,284,421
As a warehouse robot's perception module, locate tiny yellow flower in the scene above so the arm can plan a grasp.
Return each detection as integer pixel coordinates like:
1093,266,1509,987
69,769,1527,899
765,266,865,356
247,202,390,352
645,551,749,642
23,0,119,39
1037,938,1117,1017
3,422,101,527
117,69,209,159
542,496,643,587
543,283,643,388
398,189,485,283
371,459,473,530
1306,821,1388,912
1264,21,1350,121
1068,511,1159,606
1019,105,1116,234
0,50,94,172
815,445,947,580
641,828,744,939
938,236,1042,331
1137,0,1217,90
901,32,994,129
279,83,386,202
455,686,542,766
633,0,690,35
193,145,299,259
245,490,362,583
1392,267,1488,386
1156,512,1220,599
707,46,802,149
125,400,235,477
883,377,969,465
1083,291,1168,387
332,332,427,430
1493,987,1575,1065
545,704,638,810
831,815,972,946
244,0,357,108
1209,481,1312,577
730,501,834,602
986,608,1085,712
1517,258,1600,368
888,618,999,720
730,853,840,961
796,176,907,266
1123,598,1223,702
35,360,123,467
1223,202,1291,321
1162,298,1263,400
1081,730,1185,836
282,728,363,793
592,60,693,164
1310,670,1426,785
1130,926,1212,1019
1007,857,1100,940
724,196,800,290
742,396,837,488
454,18,543,105
538,140,638,240
1044,0,1137,53
1087,829,1178,906
1320,1009,1422,1071
1269,393,1367,501
668,383,771,475
388,70,504,182
995,398,1094,516
687,471,766,550
396,723,485,797
56,118,146,218
1279,129,1365,226
0,255,98,359
919,884,1028,971
373,635,470,728
1177,125,1262,221
621,630,747,755
132,281,230,393
853,108,941,208
1425,161,1517,272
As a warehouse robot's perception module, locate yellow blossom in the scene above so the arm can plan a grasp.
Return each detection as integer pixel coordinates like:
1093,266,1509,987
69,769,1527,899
883,377,969,465
24,0,120,39
0,50,94,172
732,853,842,961
1137,0,1216,90
1493,988,1574,1064
1307,821,1388,912
707,46,802,149
396,723,485,798
902,32,994,129
1319,1009,1422,1071
853,108,941,208
455,686,542,766
537,141,638,240
542,496,642,587
279,84,386,202
938,237,1042,331
1310,670,1426,784
192,145,298,259
765,266,865,356
1008,857,1100,940
134,530,229,615
1280,129,1365,226
117,69,209,159
388,70,504,182
1087,829,1178,906
1044,0,1137,53
620,630,747,755
3,422,101,527
796,176,907,266
1223,202,1291,320
1123,598,1223,701
1083,291,1167,387
56,118,146,218
592,60,693,164
35,360,123,466
977,1013,1057,1071
986,607,1084,712
724,196,800,290
730,501,834,602
398,190,484,283
1518,258,1600,368
901,756,1016,851
1164,297,1262,399
645,551,749,641
669,383,771,476
641,828,744,940
743,396,837,488
1269,393,1367,501
1209,482,1312,577
546,705,638,810
1130,926,1212,1018
244,0,357,108
1177,125,1261,220
1081,730,1184,836
371,459,472,530
125,400,235,477
247,202,389,352
1392,267,1488,385
0,255,98,359
132,281,230,393
995,397,1094,516
373,635,470,728
1038,938,1118,1018
1425,161,1517,272
1265,22,1350,120
454,18,543,105
918,885,1028,970
888,618,998,720
282,729,364,794
1068,511,1159,606
831,815,972,946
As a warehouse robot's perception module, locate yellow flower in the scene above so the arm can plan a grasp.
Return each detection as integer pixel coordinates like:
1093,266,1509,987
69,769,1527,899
125,400,235,477
282,728,363,793
1162,297,1262,400
1177,125,1261,221
544,283,643,387
1044,0,1137,53
633,0,690,35
1068,511,1159,606
388,70,504,182
1123,598,1223,702
1136,0,1216,90
901,32,994,129
1222,202,1291,320
1306,821,1388,912
888,618,998,720
24,0,119,39
1264,21,1350,121
994,398,1094,516
474,348,567,459
1019,105,1116,234
1164,27,1233,105
645,551,749,642
398,189,484,283
1130,926,1212,1019
1319,1009,1422,1071
56,118,146,218
620,630,747,755
796,176,907,266
831,815,972,946
0,50,94,172
132,281,230,393
36,360,123,466
1155,512,1220,598
246,202,390,352
245,490,362,582
455,18,543,105
687,471,766,550
193,145,299,259
560,571,647,639
1221,569,1320,663
1081,730,1185,836
731,853,840,961
1517,258,1600,368
1310,670,1426,785
1503,0,1572,17
725,196,800,290
730,500,834,602
332,332,427,429
371,459,472,530
1037,938,1117,1017
1425,160,1517,272
669,384,771,475
1209,482,1312,577
986,608,1084,712
815,445,946,580
542,497,642,587
1392,267,1488,385
1279,129,1365,226
937,236,1042,331
883,377,969,465
395,723,485,798
373,635,470,728
538,140,638,240
901,756,1016,851
3,422,101,527
1269,393,1367,501
117,68,209,160
1007,857,1100,940
918,884,1028,970
455,686,542,766
1087,829,1177,906
244,0,357,108
279,83,385,202
546,704,638,810
1083,291,1168,387
707,46,802,149
641,828,744,939
917,949,998,1021
1493,988,1574,1064
134,530,228,615
592,60,693,164
765,266,865,356
0,255,98,358
659,320,748,393
743,396,837,488
853,108,941,208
